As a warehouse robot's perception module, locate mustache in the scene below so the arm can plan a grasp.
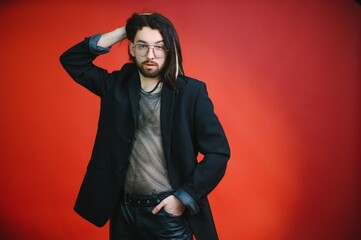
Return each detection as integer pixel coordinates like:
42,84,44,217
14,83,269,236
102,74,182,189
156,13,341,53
142,60,158,65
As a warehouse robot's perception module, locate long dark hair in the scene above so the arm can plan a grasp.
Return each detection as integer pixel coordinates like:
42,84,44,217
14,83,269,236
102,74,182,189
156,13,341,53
126,13,184,90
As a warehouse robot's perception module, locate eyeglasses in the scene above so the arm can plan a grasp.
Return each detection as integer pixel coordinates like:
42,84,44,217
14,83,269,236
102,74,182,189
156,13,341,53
133,44,168,58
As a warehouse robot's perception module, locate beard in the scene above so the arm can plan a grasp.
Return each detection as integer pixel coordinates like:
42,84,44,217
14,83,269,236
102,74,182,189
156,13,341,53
135,59,163,78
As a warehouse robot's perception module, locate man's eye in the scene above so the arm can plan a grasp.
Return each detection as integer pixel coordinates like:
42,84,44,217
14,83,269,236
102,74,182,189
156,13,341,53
137,44,147,50
154,46,164,50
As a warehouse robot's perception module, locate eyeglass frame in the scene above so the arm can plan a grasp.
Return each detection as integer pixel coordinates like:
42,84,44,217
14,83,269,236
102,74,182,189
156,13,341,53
132,43,169,58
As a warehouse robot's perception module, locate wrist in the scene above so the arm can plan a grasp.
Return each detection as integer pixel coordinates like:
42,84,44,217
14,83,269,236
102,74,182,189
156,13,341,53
113,27,127,40
97,27,126,48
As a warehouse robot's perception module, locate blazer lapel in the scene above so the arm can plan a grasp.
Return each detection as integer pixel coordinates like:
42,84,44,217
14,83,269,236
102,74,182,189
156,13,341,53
128,71,140,127
161,84,175,163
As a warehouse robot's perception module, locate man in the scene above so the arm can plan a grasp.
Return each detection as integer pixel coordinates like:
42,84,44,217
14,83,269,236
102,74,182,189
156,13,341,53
60,12,230,240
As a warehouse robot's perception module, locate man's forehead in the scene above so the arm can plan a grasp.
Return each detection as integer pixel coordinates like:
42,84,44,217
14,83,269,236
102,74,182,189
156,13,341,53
134,27,164,43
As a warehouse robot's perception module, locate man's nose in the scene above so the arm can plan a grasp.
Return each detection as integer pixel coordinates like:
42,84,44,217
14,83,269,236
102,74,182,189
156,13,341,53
146,46,155,59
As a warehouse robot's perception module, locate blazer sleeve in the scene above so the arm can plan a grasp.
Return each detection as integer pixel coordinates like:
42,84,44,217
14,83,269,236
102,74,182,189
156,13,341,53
59,38,115,97
181,82,231,205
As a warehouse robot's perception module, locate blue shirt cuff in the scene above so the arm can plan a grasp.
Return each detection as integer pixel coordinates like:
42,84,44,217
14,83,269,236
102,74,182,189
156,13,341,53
89,33,110,55
173,188,199,215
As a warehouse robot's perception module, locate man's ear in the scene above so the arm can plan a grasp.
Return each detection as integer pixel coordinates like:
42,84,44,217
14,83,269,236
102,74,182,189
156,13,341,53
129,43,135,57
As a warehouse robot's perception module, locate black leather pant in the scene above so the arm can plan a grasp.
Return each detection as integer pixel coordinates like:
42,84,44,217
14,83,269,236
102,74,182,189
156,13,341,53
110,194,192,240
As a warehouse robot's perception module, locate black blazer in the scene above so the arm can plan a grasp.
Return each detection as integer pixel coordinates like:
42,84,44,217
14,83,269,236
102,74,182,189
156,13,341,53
60,38,230,240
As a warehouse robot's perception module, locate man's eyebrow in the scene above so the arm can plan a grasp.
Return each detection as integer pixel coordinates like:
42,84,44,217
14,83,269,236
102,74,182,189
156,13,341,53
135,40,164,44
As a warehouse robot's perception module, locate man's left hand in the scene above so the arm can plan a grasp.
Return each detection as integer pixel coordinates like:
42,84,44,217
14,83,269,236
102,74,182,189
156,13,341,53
152,195,186,216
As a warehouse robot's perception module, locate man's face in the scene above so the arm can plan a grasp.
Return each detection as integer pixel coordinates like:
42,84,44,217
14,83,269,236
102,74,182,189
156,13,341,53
130,27,167,79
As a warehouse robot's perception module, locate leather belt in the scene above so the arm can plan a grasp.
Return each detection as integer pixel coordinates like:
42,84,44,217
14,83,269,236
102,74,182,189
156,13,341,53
121,192,173,207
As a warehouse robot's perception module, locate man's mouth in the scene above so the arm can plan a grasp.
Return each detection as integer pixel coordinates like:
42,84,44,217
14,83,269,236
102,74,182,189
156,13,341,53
143,61,158,70
144,61,157,66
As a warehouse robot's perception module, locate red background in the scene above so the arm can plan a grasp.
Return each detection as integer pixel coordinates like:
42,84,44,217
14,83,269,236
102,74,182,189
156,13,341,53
0,0,360,239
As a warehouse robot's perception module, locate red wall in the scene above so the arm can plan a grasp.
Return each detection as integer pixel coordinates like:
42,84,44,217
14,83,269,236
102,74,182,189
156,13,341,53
0,0,360,239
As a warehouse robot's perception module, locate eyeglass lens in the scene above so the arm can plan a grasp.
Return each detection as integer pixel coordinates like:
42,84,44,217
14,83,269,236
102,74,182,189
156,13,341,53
135,44,167,58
